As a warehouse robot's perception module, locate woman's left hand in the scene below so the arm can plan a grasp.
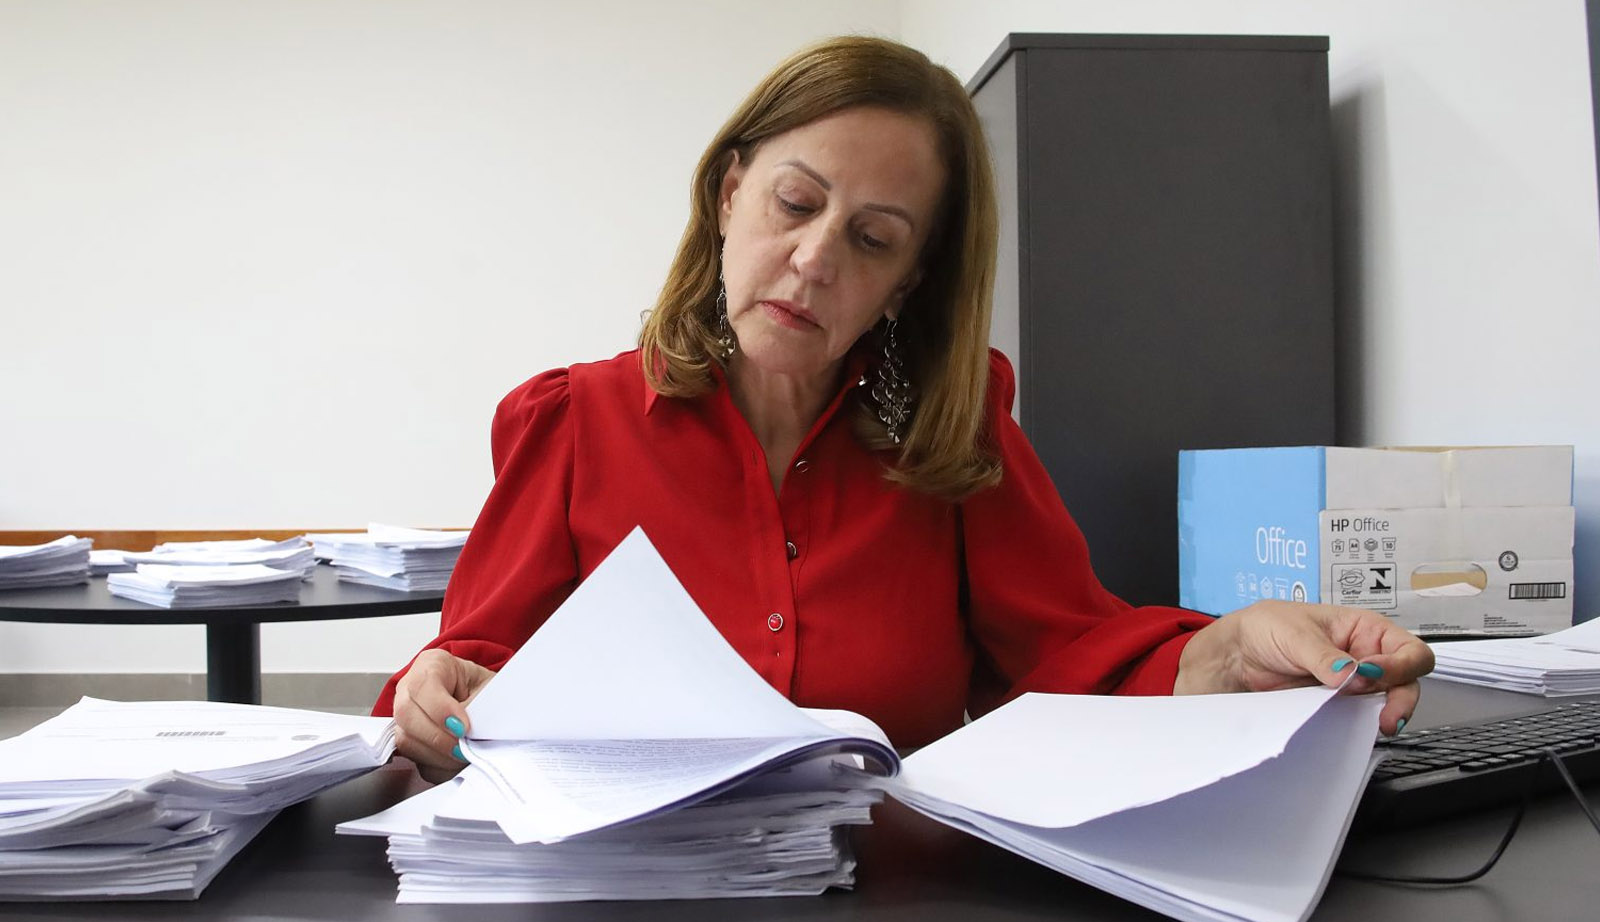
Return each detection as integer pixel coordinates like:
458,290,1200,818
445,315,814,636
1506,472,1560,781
1173,600,1435,736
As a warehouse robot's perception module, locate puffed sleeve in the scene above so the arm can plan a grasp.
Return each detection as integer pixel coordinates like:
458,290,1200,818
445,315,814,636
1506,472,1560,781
962,349,1214,719
372,368,578,716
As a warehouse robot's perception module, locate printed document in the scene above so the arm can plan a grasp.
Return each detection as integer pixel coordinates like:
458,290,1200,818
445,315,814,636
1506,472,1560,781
456,527,896,843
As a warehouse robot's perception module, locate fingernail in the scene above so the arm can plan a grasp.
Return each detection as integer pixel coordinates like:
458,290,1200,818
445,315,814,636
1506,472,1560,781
1356,662,1384,679
1396,717,1408,734
444,716,465,738
1331,657,1353,673
452,743,464,761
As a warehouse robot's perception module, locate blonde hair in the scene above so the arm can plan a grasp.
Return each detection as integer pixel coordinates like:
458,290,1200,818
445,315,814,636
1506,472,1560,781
639,36,1000,499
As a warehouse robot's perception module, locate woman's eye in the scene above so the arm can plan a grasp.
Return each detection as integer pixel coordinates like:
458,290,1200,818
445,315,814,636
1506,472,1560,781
777,196,813,215
859,232,888,251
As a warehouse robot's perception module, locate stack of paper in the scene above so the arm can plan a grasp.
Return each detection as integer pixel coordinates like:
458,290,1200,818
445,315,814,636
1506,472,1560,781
87,550,134,575
339,528,898,903
106,564,304,608
0,536,92,589
1430,618,1600,695
306,524,468,592
124,539,317,577
347,760,880,902
0,698,396,900
152,537,306,555
885,687,1380,922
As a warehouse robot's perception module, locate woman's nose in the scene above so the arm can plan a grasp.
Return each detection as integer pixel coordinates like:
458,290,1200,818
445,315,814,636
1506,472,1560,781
790,221,841,285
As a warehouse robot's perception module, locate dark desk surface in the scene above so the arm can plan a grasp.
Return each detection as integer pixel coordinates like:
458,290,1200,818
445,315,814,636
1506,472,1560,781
0,679,1595,921
0,567,444,704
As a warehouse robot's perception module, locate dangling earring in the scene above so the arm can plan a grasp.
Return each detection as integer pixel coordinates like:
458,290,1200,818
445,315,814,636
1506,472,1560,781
870,317,913,444
714,260,736,360
714,287,735,360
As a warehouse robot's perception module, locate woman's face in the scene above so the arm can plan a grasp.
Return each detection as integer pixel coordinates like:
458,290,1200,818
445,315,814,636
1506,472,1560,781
717,106,946,385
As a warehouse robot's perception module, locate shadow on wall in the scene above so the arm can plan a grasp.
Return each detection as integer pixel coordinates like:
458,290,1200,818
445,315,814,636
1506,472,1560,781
1329,72,1386,449
1575,467,1597,623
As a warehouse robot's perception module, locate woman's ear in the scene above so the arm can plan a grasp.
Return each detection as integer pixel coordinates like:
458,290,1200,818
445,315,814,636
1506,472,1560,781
886,269,923,319
717,150,746,237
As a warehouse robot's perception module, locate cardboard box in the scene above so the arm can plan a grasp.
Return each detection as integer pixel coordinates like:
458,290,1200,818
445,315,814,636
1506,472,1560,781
1178,446,1574,636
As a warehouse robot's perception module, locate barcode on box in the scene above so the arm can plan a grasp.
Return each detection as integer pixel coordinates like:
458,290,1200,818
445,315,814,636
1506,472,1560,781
155,730,226,738
1508,582,1566,601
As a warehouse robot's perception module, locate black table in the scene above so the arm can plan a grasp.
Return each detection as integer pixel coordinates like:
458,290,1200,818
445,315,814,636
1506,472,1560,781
1,680,1595,921
0,567,444,704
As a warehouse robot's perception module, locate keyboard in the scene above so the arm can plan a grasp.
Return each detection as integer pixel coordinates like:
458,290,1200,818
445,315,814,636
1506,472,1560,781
1355,699,1600,829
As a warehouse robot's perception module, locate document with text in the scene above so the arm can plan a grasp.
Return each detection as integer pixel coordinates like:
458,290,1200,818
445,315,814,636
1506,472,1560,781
456,527,898,844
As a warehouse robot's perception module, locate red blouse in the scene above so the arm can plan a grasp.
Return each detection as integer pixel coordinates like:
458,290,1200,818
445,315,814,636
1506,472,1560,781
374,348,1211,748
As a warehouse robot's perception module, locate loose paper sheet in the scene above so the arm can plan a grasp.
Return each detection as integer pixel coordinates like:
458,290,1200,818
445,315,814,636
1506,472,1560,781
466,527,837,742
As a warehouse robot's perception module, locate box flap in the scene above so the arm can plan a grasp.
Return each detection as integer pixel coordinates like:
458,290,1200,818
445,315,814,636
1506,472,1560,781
1447,446,1573,506
1324,446,1573,509
1324,448,1443,509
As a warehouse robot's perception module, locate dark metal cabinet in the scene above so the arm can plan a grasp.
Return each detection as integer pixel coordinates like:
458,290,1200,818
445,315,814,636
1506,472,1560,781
970,34,1336,607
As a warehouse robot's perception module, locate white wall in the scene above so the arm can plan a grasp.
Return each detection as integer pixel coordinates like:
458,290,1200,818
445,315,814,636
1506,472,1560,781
0,0,900,673
901,0,1600,621
3,1,1597,676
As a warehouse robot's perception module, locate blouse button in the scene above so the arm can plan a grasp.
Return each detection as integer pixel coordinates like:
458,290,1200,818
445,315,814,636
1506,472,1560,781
767,612,784,632
793,457,810,473
785,540,798,560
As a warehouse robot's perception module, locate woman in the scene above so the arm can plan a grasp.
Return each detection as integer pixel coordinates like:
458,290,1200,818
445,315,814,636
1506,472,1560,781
377,36,1432,782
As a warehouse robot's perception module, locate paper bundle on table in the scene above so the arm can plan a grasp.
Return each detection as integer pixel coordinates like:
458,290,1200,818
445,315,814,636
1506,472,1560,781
101,537,318,608
0,698,395,900
125,538,317,577
306,524,468,592
88,550,134,575
339,528,896,903
349,759,880,903
0,536,92,590
106,564,304,609
1430,618,1600,695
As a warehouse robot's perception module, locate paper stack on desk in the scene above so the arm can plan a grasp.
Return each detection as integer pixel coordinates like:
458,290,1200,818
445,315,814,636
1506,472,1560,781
87,549,134,575
0,536,92,589
102,537,318,608
306,524,467,592
125,537,317,577
885,688,1380,922
106,563,304,608
1430,617,1600,695
0,698,396,900
339,528,896,902
343,527,1382,922
347,758,880,902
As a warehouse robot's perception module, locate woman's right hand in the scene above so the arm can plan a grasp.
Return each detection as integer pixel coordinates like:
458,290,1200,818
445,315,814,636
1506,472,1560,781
392,649,497,783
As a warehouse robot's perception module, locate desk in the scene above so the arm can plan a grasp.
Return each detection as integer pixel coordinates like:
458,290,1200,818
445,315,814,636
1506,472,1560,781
0,567,443,705
0,679,1595,921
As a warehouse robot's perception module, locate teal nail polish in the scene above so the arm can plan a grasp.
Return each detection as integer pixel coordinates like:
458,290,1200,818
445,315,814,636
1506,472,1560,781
444,715,465,738
1331,657,1353,673
1396,717,1408,734
452,743,464,761
1356,662,1384,679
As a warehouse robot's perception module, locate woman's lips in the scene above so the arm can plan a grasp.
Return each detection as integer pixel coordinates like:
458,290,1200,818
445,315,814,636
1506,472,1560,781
761,300,820,330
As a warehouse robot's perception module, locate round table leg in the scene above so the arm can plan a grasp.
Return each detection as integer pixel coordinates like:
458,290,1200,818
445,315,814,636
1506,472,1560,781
206,621,262,704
